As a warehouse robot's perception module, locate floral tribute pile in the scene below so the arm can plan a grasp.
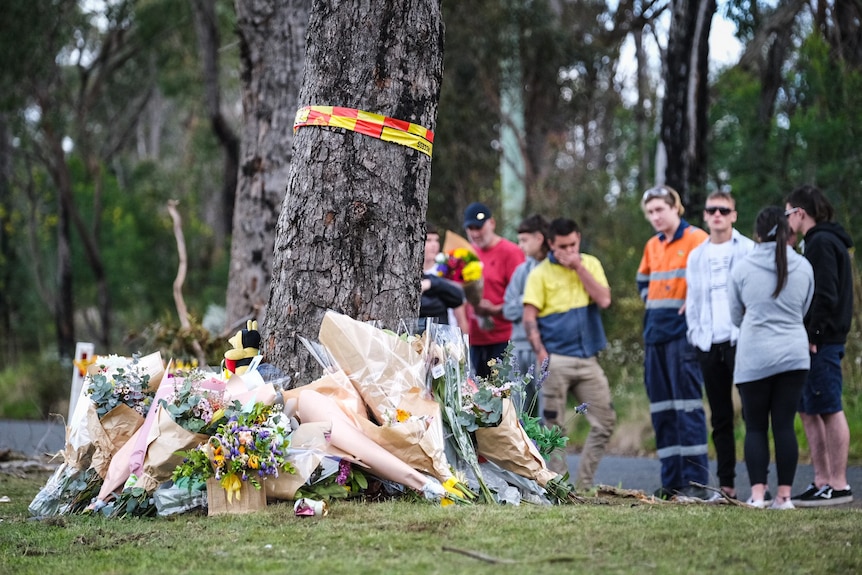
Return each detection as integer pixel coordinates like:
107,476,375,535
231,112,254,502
30,311,581,518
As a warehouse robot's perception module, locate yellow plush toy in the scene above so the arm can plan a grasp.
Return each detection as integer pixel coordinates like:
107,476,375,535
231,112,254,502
224,320,261,376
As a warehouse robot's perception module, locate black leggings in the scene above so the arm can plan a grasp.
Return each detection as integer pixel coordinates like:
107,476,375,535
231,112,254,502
737,370,807,486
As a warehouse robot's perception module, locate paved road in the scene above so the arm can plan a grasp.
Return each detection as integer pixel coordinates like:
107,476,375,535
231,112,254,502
3,418,860,505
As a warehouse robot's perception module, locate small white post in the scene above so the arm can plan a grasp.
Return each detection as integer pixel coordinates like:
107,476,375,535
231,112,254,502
69,342,95,420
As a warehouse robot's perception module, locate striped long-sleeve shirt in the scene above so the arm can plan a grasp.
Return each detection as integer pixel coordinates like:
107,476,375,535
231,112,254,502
636,220,707,345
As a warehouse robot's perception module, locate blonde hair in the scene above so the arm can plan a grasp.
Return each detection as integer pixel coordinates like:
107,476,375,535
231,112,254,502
641,184,685,216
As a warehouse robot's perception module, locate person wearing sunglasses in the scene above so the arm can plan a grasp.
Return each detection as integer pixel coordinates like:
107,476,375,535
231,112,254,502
685,191,754,500
636,184,710,500
785,185,854,507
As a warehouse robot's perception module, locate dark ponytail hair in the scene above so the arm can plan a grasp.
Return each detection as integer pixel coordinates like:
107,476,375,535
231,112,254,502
754,206,791,298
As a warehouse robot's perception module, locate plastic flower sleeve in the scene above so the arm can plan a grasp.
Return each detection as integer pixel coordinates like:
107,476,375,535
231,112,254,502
427,323,495,501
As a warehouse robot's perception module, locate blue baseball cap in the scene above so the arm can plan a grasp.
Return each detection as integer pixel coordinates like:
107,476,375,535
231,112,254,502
464,202,492,228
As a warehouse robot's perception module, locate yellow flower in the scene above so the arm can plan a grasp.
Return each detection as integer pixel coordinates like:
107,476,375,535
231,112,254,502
442,477,465,499
248,454,260,469
462,261,483,282
396,408,411,423
440,498,454,507
453,248,468,259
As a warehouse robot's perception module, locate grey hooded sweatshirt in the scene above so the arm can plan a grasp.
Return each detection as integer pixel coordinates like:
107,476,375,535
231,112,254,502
729,242,814,384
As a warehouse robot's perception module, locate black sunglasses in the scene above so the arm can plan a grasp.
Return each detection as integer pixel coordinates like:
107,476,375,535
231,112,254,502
704,206,733,216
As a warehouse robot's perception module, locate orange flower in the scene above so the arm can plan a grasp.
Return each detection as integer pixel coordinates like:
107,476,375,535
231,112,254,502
396,408,411,423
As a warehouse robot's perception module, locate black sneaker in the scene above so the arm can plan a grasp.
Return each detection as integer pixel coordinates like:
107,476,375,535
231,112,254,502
793,484,852,507
654,486,674,500
791,483,818,501
829,486,854,505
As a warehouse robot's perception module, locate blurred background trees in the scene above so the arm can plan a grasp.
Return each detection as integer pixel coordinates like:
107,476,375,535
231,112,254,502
2,0,861,431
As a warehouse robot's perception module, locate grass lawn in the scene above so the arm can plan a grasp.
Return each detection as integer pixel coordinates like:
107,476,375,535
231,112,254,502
2,472,861,575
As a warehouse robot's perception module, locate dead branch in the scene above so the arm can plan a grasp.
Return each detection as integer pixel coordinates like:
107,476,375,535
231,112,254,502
167,200,207,367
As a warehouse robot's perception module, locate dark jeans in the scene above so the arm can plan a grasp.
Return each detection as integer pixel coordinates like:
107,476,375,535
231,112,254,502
738,370,807,486
470,341,509,379
697,342,738,488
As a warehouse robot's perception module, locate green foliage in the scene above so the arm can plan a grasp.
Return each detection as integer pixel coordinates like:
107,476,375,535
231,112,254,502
0,355,67,419
157,375,229,434
109,486,158,519
295,460,370,502
85,355,153,418
520,414,568,461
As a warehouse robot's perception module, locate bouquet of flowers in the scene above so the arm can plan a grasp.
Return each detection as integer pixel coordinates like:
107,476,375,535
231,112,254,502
86,354,155,418
295,458,369,501
158,373,230,434
434,247,483,307
172,403,296,503
465,346,560,486
434,230,484,308
318,311,454,481
84,354,157,477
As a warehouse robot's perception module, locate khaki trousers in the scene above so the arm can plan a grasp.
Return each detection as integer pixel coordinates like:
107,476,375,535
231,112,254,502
542,354,616,489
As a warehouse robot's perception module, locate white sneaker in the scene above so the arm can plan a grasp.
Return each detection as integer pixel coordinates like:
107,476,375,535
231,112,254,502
770,497,795,510
746,497,768,508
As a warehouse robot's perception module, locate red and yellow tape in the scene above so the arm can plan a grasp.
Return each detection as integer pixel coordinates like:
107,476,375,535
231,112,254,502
294,105,434,157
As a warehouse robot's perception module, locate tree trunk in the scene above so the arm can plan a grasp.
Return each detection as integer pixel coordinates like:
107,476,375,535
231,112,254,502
55,172,75,363
189,0,240,244
225,0,310,334
634,25,651,193
660,0,715,210
0,114,14,363
263,0,444,382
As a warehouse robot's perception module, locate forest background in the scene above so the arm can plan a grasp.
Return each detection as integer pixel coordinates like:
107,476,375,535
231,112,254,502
1,0,861,462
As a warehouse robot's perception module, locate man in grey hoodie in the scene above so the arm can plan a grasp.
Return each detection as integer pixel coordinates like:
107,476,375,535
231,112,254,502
785,185,854,507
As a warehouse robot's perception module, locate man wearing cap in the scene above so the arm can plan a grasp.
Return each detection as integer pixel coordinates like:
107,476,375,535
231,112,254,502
637,185,711,500
463,202,524,378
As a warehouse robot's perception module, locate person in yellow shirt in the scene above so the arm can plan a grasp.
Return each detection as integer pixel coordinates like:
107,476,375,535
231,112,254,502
522,217,616,489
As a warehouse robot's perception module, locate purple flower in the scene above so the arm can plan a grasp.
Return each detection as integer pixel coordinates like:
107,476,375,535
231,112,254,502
336,459,351,486
575,402,589,415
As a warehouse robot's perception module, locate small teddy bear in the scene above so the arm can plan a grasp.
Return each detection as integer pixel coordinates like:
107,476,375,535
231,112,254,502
223,319,262,376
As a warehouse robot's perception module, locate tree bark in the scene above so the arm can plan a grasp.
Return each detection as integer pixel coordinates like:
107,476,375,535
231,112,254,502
226,0,310,334
660,0,715,210
189,0,241,244
263,0,444,381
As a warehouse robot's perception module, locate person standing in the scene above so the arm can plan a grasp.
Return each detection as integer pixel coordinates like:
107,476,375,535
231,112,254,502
685,191,754,499
420,223,468,333
637,185,710,500
502,214,550,417
785,185,854,506
730,206,814,509
463,202,524,378
522,218,616,489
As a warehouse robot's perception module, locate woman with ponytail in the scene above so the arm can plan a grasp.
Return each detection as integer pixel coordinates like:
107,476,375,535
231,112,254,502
729,206,814,509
